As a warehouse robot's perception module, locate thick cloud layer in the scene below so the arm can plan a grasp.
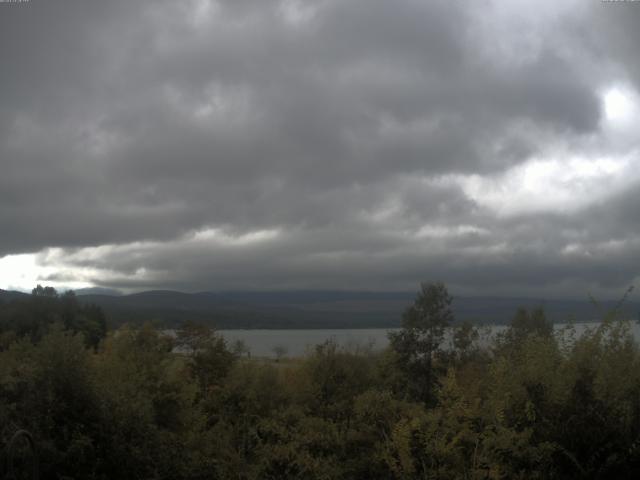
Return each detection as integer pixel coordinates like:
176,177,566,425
1,0,639,297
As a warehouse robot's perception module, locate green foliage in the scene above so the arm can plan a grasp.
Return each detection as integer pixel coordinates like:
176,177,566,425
451,320,481,363
388,281,454,403
300,340,374,422
0,286,107,349
176,320,237,395
92,324,205,479
3,283,640,479
507,306,553,343
0,326,102,478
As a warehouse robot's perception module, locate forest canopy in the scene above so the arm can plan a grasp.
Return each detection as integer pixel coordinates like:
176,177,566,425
1,283,639,479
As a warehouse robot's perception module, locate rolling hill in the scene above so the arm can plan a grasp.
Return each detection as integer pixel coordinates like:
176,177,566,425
3,288,638,329
75,290,640,329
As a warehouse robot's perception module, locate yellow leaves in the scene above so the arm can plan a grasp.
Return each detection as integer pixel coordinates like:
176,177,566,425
381,369,488,479
385,417,421,478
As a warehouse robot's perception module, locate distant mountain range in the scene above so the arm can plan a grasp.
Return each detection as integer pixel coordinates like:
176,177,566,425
0,289,30,303
2,288,638,329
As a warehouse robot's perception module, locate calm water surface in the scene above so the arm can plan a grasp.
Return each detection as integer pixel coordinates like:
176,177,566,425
218,321,640,358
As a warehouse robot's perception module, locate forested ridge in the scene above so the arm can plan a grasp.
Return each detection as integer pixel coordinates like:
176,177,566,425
5,288,637,329
1,283,640,479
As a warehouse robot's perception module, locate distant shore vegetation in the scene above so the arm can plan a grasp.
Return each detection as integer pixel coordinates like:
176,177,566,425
1,283,640,478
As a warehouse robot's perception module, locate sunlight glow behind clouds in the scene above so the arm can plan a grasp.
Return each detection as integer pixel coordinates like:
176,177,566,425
0,253,91,292
6,227,284,292
456,155,633,216
604,88,636,123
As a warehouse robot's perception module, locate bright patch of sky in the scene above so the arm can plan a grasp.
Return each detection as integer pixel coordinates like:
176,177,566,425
456,154,633,216
0,253,92,292
451,86,640,217
604,88,636,123
0,227,283,292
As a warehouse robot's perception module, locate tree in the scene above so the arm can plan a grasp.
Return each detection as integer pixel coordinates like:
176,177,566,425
452,320,479,360
175,321,236,394
388,282,454,403
0,325,103,478
502,306,553,349
231,339,250,357
0,286,107,348
272,344,288,362
31,285,58,297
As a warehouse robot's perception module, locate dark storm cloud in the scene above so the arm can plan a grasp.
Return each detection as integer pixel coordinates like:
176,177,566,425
1,0,639,295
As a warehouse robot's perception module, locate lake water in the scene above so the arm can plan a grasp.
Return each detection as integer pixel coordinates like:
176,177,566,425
220,328,399,357
218,321,640,358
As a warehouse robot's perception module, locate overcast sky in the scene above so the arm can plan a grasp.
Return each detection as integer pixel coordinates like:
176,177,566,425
1,0,639,298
